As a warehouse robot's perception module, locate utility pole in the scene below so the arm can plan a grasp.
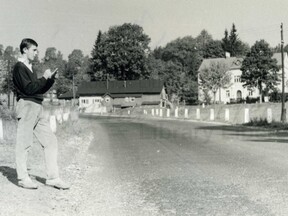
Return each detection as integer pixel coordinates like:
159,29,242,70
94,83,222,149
280,23,286,122
7,60,10,109
72,72,75,106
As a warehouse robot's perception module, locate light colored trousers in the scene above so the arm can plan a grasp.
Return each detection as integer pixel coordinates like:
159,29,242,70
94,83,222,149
15,99,59,180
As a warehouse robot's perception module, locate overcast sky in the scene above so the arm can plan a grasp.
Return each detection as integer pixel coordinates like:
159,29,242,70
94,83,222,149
1,0,288,59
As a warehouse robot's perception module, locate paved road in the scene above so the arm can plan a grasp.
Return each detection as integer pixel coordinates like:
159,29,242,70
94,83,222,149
79,116,288,216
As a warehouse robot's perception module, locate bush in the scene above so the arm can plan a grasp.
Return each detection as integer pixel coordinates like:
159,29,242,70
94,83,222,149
244,117,269,127
0,106,16,120
243,117,288,130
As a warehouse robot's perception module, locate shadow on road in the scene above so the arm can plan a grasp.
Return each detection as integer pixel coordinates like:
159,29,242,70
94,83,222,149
0,166,45,186
0,166,18,186
196,125,268,132
196,125,288,143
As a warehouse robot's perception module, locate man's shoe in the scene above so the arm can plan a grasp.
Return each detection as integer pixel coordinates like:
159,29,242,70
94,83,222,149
46,178,70,190
18,177,38,189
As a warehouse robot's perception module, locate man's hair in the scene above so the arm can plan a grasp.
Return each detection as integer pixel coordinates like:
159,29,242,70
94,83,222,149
20,38,38,54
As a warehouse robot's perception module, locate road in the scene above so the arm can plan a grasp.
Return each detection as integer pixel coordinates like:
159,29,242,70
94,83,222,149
78,116,288,216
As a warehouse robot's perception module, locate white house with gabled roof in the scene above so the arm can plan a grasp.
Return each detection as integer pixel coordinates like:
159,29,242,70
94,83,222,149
198,52,288,104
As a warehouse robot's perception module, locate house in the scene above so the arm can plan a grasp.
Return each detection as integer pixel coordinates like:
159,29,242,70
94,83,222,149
77,79,167,112
198,52,288,104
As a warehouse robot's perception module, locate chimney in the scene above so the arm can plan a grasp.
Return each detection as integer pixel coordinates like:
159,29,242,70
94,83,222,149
225,52,231,58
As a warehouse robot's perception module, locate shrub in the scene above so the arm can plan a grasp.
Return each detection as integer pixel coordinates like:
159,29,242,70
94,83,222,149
0,106,16,120
243,117,288,130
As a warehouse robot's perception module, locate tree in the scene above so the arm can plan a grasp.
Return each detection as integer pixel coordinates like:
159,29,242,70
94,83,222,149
151,36,201,104
222,23,250,57
90,23,151,80
241,40,279,103
0,44,4,57
42,47,68,96
199,61,231,103
203,40,225,59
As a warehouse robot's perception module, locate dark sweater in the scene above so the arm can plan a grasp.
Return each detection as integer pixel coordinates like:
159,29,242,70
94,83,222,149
13,62,55,104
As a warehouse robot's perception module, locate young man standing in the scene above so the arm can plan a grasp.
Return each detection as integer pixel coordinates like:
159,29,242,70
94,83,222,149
13,38,69,190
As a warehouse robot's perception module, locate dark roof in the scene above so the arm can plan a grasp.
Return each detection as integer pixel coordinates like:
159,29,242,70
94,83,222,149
78,79,164,96
198,57,243,71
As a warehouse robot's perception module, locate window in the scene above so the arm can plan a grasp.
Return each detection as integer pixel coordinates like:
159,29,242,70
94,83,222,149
226,90,230,98
81,99,89,104
105,97,110,102
130,97,135,102
248,90,253,96
234,75,241,83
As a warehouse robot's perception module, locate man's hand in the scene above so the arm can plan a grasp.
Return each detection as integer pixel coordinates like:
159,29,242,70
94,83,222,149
51,68,59,79
43,68,58,79
43,69,52,79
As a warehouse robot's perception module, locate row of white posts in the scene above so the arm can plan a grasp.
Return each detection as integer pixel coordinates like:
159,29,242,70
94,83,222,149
0,111,72,140
141,107,274,124
49,111,72,133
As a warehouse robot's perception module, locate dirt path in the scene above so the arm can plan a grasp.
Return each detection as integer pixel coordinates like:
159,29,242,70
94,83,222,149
0,118,95,216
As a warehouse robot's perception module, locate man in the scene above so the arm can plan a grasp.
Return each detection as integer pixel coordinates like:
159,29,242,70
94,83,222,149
13,38,69,190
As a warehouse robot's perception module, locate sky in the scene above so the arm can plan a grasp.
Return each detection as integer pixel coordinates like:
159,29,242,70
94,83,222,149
1,0,288,59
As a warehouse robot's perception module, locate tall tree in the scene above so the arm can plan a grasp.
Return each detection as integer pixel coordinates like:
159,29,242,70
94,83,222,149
151,36,201,104
2,46,17,94
199,61,231,103
90,23,151,80
241,40,279,103
0,44,4,57
222,23,250,57
203,40,225,59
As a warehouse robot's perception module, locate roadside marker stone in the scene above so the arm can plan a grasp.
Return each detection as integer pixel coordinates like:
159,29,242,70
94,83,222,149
244,108,250,123
196,108,200,120
128,110,130,115
156,109,159,116
184,109,188,118
63,113,69,121
159,109,163,117
0,118,3,140
50,115,57,133
225,108,230,122
210,109,215,121
175,108,178,118
267,108,272,123
56,114,62,124
167,109,170,117
152,109,155,116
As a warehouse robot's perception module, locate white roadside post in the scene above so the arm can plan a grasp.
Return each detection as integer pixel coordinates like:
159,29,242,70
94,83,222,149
156,109,159,116
0,118,3,140
175,107,179,118
267,108,272,123
184,109,188,118
56,114,63,124
152,109,155,116
210,108,215,121
196,108,200,120
50,115,57,133
244,108,250,123
167,109,170,118
159,109,163,117
128,110,130,115
225,108,230,122
63,113,69,121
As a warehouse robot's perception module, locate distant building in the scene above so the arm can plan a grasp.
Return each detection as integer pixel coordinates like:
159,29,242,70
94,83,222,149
77,79,167,113
198,53,288,104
